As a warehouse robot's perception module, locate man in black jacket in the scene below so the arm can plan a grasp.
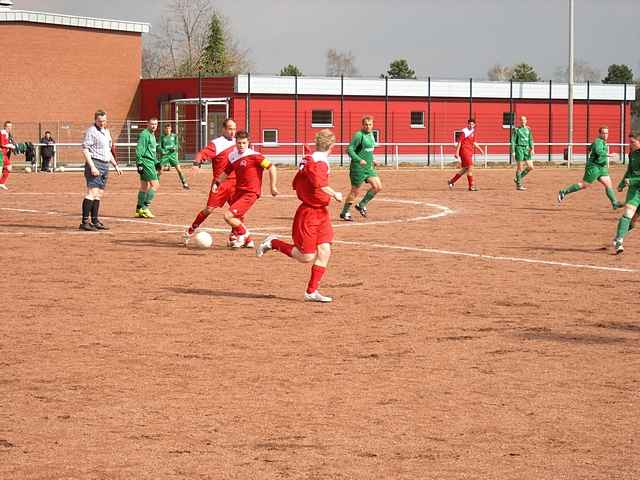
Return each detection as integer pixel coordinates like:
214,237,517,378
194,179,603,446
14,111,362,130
40,131,55,172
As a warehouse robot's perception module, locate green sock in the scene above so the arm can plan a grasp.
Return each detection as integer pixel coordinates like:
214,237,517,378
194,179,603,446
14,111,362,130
136,191,146,209
515,170,522,183
359,190,377,207
605,187,619,207
341,202,352,216
144,189,156,207
616,215,632,240
520,167,531,179
562,183,581,195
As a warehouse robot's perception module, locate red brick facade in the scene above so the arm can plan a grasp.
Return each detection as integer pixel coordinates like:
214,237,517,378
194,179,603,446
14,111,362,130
0,23,142,124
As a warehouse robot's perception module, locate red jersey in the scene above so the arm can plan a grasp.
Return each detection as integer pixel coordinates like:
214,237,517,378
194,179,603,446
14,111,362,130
459,127,476,154
0,129,11,158
197,136,237,179
224,148,271,195
293,151,331,208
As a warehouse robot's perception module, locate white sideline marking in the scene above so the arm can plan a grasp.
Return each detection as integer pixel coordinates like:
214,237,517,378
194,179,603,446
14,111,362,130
1,203,636,274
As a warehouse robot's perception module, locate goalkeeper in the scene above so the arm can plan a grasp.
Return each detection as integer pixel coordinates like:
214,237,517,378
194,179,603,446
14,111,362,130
157,123,189,189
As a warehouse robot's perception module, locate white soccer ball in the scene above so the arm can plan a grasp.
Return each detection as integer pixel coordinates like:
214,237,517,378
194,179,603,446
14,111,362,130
193,231,213,249
24,166,32,173
56,166,65,172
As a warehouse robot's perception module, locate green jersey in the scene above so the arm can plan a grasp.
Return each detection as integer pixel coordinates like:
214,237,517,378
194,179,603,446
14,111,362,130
620,150,640,187
136,129,157,165
0,149,3,168
511,126,533,149
588,137,608,167
347,130,376,169
159,133,178,163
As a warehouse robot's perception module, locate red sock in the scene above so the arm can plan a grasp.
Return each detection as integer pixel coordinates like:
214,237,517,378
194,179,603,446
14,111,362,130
467,175,474,188
233,224,247,236
0,167,9,184
189,211,208,234
271,239,294,257
306,265,326,294
450,173,462,184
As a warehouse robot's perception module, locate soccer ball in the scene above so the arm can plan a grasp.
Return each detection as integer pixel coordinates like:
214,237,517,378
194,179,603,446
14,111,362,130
193,231,213,249
55,166,65,172
24,166,32,173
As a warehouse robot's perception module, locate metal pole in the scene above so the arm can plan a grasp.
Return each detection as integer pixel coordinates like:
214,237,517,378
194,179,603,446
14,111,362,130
567,0,575,166
548,80,553,162
340,75,344,167
586,81,590,163
294,74,298,166
622,83,628,162
509,79,514,164
384,75,388,165
427,76,431,166
197,70,202,151
469,77,473,118
246,72,251,136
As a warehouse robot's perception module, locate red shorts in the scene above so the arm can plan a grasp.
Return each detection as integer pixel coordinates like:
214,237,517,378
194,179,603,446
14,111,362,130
292,205,333,254
206,179,235,208
460,150,473,168
228,191,259,219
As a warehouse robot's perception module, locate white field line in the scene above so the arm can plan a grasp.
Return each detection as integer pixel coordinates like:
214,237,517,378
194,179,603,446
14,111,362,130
1,203,636,274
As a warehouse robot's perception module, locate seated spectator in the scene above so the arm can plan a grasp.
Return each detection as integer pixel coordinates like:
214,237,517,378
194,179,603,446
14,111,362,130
40,131,55,172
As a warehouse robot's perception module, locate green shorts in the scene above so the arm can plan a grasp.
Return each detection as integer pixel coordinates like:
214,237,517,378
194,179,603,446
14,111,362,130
350,167,378,187
583,163,609,184
137,161,159,182
514,146,531,162
159,156,180,168
624,184,640,207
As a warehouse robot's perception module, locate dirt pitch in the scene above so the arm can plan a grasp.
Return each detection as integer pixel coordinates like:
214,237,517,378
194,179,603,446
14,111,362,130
1,165,639,479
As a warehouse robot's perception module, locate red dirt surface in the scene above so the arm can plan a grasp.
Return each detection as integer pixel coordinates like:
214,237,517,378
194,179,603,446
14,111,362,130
1,166,639,479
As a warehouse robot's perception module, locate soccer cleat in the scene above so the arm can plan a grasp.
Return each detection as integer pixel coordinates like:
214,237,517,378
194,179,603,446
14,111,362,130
355,203,368,217
614,238,624,254
468,186,479,191
227,233,237,247
230,232,249,249
613,201,623,210
242,236,255,248
182,183,190,190
517,184,527,191
557,190,566,204
340,211,353,221
304,290,333,303
79,222,97,231
447,180,454,189
135,208,144,218
141,208,155,218
91,221,109,230
0,184,8,190
256,234,278,257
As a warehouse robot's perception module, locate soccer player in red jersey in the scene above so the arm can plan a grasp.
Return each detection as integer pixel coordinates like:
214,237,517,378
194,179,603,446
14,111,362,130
448,118,485,191
0,121,16,190
213,130,278,249
256,129,343,303
184,119,250,246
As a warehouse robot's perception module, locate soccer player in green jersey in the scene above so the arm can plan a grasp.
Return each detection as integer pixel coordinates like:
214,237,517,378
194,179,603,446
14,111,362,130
340,115,382,221
157,123,189,189
135,118,160,218
512,115,535,190
613,134,640,254
557,126,621,209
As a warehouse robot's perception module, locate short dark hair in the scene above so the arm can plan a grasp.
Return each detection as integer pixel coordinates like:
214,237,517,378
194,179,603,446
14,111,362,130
44,130,52,135
4,120,11,126
468,118,476,123
235,130,249,140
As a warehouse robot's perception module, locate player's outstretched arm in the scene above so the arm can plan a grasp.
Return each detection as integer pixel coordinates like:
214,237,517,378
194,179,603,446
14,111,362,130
268,164,278,196
321,186,343,202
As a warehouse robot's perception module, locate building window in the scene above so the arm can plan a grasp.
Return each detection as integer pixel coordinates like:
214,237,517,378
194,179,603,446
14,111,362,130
410,111,425,128
372,129,380,143
262,129,278,145
502,112,515,128
311,110,333,127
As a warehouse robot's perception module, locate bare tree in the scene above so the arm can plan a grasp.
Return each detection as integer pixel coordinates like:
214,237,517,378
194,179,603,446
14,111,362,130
487,64,512,81
142,0,251,78
554,59,601,82
326,49,358,77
